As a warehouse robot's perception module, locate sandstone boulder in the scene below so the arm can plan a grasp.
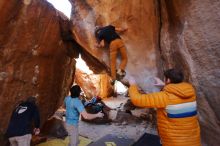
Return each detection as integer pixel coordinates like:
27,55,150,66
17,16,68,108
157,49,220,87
0,0,75,134
160,0,220,145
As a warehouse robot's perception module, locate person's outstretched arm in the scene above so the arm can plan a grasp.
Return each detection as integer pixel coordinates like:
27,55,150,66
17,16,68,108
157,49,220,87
127,76,168,108
81,111,104,120
94,27,104,48
129,85,169,108
95,39,104,48
74,98,104,120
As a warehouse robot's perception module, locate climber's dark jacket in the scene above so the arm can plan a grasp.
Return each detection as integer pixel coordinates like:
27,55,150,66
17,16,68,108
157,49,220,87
6,101,40,137
96,25,121,44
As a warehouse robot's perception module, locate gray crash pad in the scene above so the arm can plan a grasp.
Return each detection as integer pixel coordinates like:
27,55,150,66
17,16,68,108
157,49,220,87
132,133,162,146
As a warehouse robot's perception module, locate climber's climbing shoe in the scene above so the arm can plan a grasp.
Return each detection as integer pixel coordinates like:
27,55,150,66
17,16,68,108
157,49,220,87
116,69,126,81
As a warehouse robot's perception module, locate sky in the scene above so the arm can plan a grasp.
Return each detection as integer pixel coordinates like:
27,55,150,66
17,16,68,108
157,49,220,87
75,55,93,74
47,0,71,19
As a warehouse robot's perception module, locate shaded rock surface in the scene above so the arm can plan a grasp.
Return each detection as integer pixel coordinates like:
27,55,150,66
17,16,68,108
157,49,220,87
0,0,75,134
41,117,68,139
0,0,219,146
160,0,220,145
70,0,220,145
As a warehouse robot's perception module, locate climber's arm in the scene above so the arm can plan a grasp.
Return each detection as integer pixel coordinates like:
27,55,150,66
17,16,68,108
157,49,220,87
95,39,104,48
115,27,128,33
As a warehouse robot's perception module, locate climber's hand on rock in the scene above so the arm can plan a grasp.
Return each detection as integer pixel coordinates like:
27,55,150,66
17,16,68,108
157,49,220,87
95,40,104,48
95,43,102,48
123,28,128,32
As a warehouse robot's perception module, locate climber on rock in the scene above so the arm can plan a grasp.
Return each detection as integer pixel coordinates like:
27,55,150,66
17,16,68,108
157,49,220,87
94,25,128,84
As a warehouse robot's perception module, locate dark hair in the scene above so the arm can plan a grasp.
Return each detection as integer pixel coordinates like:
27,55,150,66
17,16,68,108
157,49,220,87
94,26,102,40
70,85,81,98
164,69,184,83
26,96,37,104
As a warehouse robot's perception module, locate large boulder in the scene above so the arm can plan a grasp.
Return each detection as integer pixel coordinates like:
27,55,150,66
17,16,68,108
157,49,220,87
75,69,113,98
160,0,220,145
0,0,75,134
41,117,68,139
0,0,220,145
69,0,220,145
69,0,160,93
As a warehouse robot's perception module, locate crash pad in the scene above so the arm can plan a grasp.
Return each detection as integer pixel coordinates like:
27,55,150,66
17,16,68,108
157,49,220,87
37,136,92,146
132,133,162,146
88,134,134,146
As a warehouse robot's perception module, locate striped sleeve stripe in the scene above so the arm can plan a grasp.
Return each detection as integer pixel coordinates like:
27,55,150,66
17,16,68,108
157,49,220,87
168,111,197,118
166,101,197,118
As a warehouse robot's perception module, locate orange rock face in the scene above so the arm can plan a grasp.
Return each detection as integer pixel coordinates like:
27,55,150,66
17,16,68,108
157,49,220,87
75,69,113,98
0,0,74,133
75,69,100,98
70,0,161,93
69,0,220,145
0,0,220,145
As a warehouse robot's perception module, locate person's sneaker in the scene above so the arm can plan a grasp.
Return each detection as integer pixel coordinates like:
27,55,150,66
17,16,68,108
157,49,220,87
117,69,126,76
116,69,126,80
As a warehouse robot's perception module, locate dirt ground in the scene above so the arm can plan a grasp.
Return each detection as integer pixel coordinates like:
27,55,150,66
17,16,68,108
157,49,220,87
79,120,157,142
78,96,158,142
45,96,158,143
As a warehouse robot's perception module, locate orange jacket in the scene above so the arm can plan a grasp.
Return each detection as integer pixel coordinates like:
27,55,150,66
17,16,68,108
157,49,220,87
129,82,201,146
